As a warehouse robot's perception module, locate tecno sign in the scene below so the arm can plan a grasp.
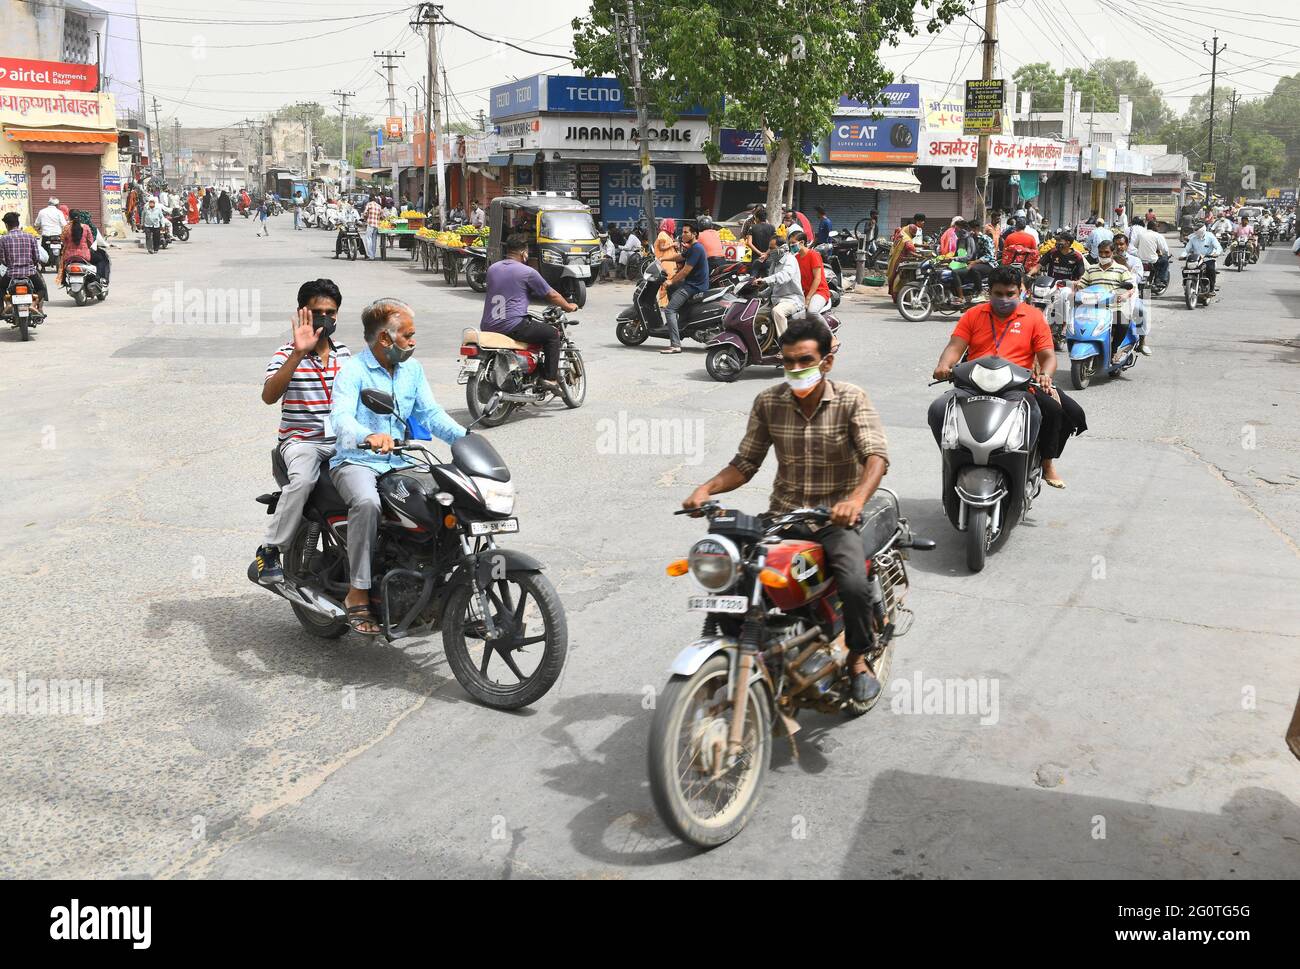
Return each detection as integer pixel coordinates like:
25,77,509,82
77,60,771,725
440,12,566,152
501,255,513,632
0,57,97,93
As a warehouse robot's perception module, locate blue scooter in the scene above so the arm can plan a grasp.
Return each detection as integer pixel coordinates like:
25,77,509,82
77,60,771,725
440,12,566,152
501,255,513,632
1066,283,1141,390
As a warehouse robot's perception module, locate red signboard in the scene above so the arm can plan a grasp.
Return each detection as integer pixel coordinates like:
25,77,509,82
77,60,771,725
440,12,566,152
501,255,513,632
0,57,98,93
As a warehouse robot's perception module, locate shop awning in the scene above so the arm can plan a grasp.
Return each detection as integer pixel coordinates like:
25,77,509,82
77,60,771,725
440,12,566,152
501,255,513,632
4,128,118,144
707,164,812,183
353,168,392,178
811,165,920,192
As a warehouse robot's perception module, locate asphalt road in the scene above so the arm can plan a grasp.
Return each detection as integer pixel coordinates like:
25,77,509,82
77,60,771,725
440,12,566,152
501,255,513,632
1,220,1297,879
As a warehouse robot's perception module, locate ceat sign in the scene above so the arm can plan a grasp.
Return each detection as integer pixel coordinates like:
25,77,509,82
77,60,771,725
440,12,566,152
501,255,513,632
0,57,98,93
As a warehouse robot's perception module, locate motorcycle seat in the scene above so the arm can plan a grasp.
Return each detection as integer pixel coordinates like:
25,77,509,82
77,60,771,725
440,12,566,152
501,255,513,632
461,328,532,351
857,491,900,559
308,459,349,518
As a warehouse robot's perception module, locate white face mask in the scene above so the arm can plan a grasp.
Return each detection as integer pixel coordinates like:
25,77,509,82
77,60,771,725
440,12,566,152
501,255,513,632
1099,256,1113,267
784,364,824,398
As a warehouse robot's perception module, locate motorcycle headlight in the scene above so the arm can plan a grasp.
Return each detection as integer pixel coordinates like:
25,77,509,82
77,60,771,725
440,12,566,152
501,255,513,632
471,476,515,515
970,364,1013,394
941,401,961,450
687,535,741,593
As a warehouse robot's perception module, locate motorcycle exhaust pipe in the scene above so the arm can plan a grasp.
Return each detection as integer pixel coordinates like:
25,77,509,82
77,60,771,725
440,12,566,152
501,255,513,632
246,566,346,620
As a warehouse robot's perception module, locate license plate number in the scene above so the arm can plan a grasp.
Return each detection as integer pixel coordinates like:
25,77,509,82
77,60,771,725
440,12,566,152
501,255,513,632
688,595,748,614
468,518,518,536
11,294,32,304
456,362,478,384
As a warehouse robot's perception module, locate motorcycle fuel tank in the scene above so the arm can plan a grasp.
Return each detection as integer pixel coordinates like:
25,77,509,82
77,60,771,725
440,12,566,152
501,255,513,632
762,539,834,610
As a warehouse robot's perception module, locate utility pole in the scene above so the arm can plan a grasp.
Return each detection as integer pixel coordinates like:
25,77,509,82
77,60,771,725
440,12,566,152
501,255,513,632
151,96,164,180
1224,90,1241,199
414,4,445,228
973,0,999,227
173,119,182,182
622,0,656,237
477,108,487,132
333,90,355,190
294,102,315,182
1203,34,1226,198
373,51,405,121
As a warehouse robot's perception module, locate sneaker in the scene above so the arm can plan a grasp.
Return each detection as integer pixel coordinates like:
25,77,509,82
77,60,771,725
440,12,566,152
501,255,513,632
254,545,284,585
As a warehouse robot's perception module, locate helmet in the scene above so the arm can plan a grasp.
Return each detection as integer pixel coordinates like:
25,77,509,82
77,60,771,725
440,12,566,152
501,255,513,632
695,215,714,230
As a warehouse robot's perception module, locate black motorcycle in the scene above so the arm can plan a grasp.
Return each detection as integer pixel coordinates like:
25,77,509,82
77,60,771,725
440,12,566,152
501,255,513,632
4,275,45,341
1181,255,1217,310
250,389,567,710
168,207,190,242
930,358,1042,573
40,235,61,274
895,257,984,322
335,223,362,260
615,262,743,348
813,243,845,308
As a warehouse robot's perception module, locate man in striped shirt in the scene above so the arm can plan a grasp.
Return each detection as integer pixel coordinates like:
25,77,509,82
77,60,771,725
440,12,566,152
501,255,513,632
253,279,352,584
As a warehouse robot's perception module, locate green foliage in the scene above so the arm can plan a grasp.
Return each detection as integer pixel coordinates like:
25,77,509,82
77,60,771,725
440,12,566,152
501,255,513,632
1012,59,1171,141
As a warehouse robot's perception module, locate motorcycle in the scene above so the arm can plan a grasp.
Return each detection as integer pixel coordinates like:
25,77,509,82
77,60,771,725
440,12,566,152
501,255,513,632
335,223,363,261
61,258,106,306
1224,237,1250,272
703,279,842,383
615,262,741,348
1181,255,1217,310
40,235,61,274
895,257,986,322
1065,284,1139,390
930,357,1043,572
1140,260,1169,297
1028,274,1073,350
458,306,586,427
813,243,845,308
168,207,190,242
647,494,933,847
249,388,567,710
3,274,44,341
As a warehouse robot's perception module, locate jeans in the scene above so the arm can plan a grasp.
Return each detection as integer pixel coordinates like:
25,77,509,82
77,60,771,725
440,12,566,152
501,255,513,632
817,525,874,656
507,319,562,380
265,440,334,549
364,226,379,259
661,284,698,347
330,463,384,590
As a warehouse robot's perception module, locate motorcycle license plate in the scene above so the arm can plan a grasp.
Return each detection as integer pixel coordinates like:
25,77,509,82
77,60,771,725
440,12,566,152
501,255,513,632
11,294,32,304
468,518,519,536
687,595,748,614
456,361,478,385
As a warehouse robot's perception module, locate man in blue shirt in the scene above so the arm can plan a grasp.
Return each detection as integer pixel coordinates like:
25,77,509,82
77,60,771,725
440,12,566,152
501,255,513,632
814,206,832,246
661,222,709,354
1183,222,1223,292
1086,219,1114,262
480,233,577,392
329,297,466,633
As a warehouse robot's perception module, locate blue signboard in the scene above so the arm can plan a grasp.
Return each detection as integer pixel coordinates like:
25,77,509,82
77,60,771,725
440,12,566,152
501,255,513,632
717,129,813,163
826,117,919,163
544,75,709,117
601,163,686,227
490,75,543,122
836,83,922,118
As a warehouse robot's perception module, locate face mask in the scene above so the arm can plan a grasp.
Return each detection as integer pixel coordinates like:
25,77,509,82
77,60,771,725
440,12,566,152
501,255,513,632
313,317,337,340
990,296,1019,316
789,242,801,253
784,364,824,398
381,338,413,366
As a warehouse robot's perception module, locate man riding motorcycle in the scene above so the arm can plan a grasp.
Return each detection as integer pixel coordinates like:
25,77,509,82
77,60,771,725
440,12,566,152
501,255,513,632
683,318,891,704
1184,223,1223,293
251,279,352,585
930,266,1087,489
329,298,467,635
0,211,49,312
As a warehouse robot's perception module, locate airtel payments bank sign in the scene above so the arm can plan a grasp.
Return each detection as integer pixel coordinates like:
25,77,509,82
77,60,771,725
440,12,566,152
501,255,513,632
0,57,98,93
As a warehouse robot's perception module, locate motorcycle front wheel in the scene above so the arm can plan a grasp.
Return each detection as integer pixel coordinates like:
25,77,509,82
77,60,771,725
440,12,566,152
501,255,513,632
648,654,771,849
966,507,991,573
442,570,567,710
558,346,587,408
705,343,746,382
896,282,934,322
615,317,648,346
1184,280,1197,310
1070,357,1094,390
465,258,487,293
465,372,515,427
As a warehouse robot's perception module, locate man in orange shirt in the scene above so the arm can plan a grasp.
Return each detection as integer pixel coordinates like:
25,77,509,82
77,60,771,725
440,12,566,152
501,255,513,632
928,266,1087,487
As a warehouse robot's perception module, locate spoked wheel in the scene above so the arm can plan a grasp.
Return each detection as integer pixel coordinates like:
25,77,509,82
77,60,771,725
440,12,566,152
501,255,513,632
615,317,648,346
896,282,934,322
287,529,348,640
465,257,487,293
442,570,567,710
648,654,771,848
1184,280,1197,310
1070,357,1094,390
558,346,587,408
846,635,896,718
966,507,991,573
705,343,746,382
465,372,515,427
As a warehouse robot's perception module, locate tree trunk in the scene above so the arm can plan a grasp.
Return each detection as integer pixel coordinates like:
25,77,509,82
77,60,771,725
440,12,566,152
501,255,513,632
765,133,789,219
785,143,797,211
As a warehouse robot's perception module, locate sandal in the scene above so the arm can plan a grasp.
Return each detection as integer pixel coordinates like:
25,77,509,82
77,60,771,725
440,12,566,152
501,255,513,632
346,604,381,635
660,346,682,354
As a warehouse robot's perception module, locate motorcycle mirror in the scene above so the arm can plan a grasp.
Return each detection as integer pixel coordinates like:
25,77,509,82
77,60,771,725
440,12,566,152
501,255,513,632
360,389,396,415
464,393,504,433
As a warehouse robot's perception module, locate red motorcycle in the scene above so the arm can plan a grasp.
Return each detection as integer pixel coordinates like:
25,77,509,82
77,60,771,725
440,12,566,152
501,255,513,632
647,495,934,848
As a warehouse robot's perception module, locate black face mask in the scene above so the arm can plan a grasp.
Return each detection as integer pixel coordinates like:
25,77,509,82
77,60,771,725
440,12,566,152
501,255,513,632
311,311,337,340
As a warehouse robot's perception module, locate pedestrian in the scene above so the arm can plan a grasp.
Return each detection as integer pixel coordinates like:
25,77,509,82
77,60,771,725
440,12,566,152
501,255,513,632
743,205,776,278
257,197,270,237
218,190,233,224
362,194,383,259
142,197,164,253
814,206,832,246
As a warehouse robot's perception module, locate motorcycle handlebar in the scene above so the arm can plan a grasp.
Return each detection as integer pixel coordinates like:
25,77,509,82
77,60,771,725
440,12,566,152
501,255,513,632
357,438,408,452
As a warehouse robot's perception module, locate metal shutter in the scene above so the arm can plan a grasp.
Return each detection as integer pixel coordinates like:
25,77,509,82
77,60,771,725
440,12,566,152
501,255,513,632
796,185,879,234
26,153,103,225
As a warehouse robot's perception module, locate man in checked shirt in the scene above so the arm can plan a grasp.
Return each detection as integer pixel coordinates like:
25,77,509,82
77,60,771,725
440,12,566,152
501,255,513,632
684,319,891,703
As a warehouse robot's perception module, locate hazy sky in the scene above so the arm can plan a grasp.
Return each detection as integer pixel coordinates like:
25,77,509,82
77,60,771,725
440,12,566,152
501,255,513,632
132,0,1300,130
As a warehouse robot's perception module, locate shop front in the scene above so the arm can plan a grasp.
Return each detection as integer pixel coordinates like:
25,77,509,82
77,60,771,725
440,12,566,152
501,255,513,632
0,86,124,236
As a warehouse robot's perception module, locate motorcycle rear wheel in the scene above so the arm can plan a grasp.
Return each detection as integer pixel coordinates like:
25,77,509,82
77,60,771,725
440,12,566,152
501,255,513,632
896,282,934,322
465,372,515,427
705,343,746,382
17,315,30,341
648,654,771,849
288,530,348,639
72,289,86,306
558,346,587,408
966,507,990,573
442,571,567,710
465,258,487,293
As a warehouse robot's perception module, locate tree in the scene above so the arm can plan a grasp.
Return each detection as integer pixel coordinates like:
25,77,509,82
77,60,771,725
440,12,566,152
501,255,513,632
572,0,966,218
1013,59,1172,142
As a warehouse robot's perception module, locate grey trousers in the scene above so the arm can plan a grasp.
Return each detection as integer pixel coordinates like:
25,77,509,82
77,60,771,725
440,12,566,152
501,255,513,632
330,463,382,590
265,440,334,549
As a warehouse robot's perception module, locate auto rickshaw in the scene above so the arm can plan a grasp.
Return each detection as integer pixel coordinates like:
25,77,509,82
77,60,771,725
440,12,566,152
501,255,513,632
486,193,600,307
